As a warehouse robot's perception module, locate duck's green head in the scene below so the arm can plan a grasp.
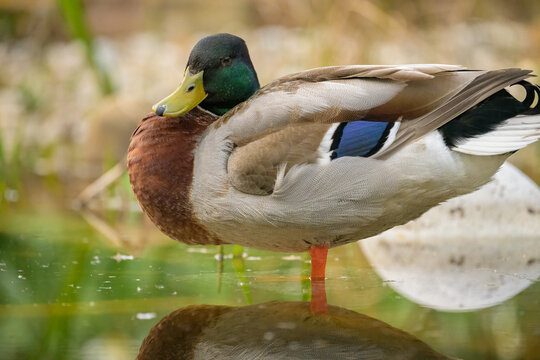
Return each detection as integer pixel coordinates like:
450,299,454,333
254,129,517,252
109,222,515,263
153,33,260,117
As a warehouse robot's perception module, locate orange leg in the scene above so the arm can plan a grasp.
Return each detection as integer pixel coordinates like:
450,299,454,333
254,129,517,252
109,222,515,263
310,245,328,314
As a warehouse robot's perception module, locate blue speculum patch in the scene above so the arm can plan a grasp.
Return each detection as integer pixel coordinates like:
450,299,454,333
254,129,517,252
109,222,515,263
331,121,393,158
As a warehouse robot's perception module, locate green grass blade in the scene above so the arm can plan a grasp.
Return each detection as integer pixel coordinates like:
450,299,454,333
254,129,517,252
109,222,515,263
56,0,114,95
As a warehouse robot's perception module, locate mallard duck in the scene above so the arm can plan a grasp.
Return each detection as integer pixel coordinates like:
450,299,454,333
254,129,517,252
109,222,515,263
128,33,540,280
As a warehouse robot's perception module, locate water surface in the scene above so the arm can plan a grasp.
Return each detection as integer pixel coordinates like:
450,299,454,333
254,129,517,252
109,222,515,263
1,206,538,360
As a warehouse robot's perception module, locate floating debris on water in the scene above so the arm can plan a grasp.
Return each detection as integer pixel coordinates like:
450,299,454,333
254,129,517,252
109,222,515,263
187,248,212,253
281,255,302,261
214,254,233,260
136,312,156,320
111,253,134,262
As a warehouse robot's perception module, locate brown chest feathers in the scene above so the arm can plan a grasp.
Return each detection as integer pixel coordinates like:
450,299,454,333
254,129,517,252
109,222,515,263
127,109,222,245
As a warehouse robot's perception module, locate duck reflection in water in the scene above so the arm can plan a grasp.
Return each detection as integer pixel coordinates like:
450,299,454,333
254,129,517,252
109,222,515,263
136,301,451,360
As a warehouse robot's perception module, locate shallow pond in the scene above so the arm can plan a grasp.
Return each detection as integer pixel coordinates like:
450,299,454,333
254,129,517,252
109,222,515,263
1,201,539,360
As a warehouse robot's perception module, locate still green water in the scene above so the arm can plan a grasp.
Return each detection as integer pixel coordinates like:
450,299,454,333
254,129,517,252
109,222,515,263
1,208,539,359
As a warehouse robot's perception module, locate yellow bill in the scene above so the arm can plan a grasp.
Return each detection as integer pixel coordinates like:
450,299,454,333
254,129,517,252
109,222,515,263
152,67,207,117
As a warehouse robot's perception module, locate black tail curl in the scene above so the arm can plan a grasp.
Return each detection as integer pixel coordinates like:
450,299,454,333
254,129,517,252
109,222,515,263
440,80,540,148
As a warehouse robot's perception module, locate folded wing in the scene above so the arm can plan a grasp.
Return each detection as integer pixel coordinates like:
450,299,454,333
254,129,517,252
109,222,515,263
218,65,532,195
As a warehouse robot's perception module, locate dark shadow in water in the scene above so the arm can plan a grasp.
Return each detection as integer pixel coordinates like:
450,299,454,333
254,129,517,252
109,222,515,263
136,301,451,360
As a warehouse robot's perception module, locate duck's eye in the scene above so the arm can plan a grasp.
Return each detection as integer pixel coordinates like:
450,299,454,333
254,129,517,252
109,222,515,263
186,84,195,92
221,56,232,66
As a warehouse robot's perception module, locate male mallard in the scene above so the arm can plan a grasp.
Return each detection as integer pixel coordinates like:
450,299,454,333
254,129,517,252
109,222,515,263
128,33,540,279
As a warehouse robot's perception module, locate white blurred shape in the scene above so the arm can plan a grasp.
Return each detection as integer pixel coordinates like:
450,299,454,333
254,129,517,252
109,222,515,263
361,163,540,311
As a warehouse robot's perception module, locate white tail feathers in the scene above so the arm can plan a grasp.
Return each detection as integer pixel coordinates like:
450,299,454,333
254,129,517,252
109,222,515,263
453,114,540,155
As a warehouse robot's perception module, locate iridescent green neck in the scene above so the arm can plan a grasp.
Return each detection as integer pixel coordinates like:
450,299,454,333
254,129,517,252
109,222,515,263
186,33,260,116
200,62,260,115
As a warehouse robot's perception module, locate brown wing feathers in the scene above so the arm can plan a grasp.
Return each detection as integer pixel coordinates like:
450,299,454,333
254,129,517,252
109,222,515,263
223,65,533,194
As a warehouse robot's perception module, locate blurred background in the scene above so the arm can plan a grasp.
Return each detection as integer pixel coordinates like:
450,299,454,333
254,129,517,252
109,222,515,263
0,1,539,359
